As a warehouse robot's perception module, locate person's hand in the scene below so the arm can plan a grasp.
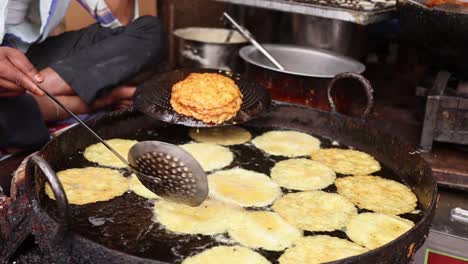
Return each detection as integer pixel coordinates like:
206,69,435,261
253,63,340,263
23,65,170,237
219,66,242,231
0,47,44,97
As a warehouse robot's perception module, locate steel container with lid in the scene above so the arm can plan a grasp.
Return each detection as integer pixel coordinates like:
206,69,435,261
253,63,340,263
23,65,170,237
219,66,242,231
240,44,366,113
173,27,247,71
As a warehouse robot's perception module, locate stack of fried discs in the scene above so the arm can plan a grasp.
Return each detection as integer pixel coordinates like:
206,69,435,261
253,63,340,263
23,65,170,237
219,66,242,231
170,73,243,124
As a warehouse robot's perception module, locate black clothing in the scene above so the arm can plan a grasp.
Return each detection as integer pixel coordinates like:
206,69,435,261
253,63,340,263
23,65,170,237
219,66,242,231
0,16,167,149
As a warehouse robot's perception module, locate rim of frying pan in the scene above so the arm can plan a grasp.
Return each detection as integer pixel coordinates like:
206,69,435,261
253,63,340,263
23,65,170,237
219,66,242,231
259,102,438,263
134,68,272,128
33,103,437,263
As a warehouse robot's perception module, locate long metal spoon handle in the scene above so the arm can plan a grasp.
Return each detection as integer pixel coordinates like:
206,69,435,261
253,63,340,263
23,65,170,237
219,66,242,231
34,84,130,168
225,29,234,43
223,12,285,71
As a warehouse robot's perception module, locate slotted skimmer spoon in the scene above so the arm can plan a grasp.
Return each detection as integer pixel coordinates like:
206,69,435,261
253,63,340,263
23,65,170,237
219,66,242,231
34,84,208,206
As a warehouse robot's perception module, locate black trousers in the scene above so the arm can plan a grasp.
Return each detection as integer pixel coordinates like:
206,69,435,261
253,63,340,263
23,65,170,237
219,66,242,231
0,16,167,150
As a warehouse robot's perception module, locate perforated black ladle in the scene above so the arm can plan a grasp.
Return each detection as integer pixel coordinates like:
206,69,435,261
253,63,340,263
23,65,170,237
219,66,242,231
34,83,208,206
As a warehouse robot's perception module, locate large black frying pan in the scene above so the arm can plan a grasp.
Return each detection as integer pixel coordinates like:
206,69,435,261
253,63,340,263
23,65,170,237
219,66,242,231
398,0,468,77
20,74,436,264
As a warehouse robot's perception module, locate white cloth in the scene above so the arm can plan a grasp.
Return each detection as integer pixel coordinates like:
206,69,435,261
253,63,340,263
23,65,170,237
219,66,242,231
5,0,32,25
0,0,71,51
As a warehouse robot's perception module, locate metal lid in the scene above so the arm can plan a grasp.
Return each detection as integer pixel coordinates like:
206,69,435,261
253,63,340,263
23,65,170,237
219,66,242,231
239,44,366,78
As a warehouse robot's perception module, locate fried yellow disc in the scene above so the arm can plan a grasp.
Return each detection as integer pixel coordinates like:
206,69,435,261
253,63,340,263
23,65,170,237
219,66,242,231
208,168,282,207
171,73,243,124
310,148,381,175
189,127,252,146
252,131,321,157
180,143,233,171
346,213,415,250
129,174,159,199
270,159,336,190
278,235,368,264
228,211,302,251
153,198,242,235
182,246,270,264
45,167,129,205
336,175,417,215
84,139,137,168
272,191,357,232
172,98,241,124
171,73,242,111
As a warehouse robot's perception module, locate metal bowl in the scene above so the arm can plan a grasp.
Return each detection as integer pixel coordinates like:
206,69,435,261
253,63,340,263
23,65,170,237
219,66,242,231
239,44,365,78
239,44,366,111
173,27,247,71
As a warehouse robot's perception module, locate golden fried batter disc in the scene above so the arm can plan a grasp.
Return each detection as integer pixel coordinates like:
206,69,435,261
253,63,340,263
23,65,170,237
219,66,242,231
252,131,321,157
129,174,159,199
45,167,129,205
182,246,270,264
172,73,242,110
311,148,381,175
336,175,417,215
346,213,415,250
271,159,336,191
278,235,368,264
208,168,282,207
272,191,357,232
170,73,243,124
172,98,241,124
189,126,252,146
153,198,243,235
84,139,137,168
180,143,233,171
228,211,302,251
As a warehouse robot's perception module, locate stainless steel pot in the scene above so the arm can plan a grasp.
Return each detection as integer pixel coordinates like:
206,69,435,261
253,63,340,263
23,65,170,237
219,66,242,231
229,7,367,59
288,14,367,59
173,27,247,71
239,44,367,112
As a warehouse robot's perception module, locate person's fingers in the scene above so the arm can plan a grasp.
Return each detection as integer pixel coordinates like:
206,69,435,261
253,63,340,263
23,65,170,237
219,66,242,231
0,92,23,97
118,99,134,106
6,48,43,83
0,78,24,93
0,62,44,96
114,99,134,111
0,90,23,97
111,85,136,100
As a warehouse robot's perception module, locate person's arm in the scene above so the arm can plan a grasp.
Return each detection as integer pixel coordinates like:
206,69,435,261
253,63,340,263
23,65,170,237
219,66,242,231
77,0,136,27
103,0,135,26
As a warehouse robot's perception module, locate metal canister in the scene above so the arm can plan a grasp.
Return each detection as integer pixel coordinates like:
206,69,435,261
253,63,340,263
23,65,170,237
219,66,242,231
288,14,367,60
173,27,247,71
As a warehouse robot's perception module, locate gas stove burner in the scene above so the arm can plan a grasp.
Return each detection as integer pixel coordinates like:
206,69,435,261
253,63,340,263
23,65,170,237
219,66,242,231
420,70,468,151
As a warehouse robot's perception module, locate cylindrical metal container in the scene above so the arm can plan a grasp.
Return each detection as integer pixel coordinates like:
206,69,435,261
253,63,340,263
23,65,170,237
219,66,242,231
240,44,366,112
230,7,367,59
288,14,367,59
173,27,247,71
